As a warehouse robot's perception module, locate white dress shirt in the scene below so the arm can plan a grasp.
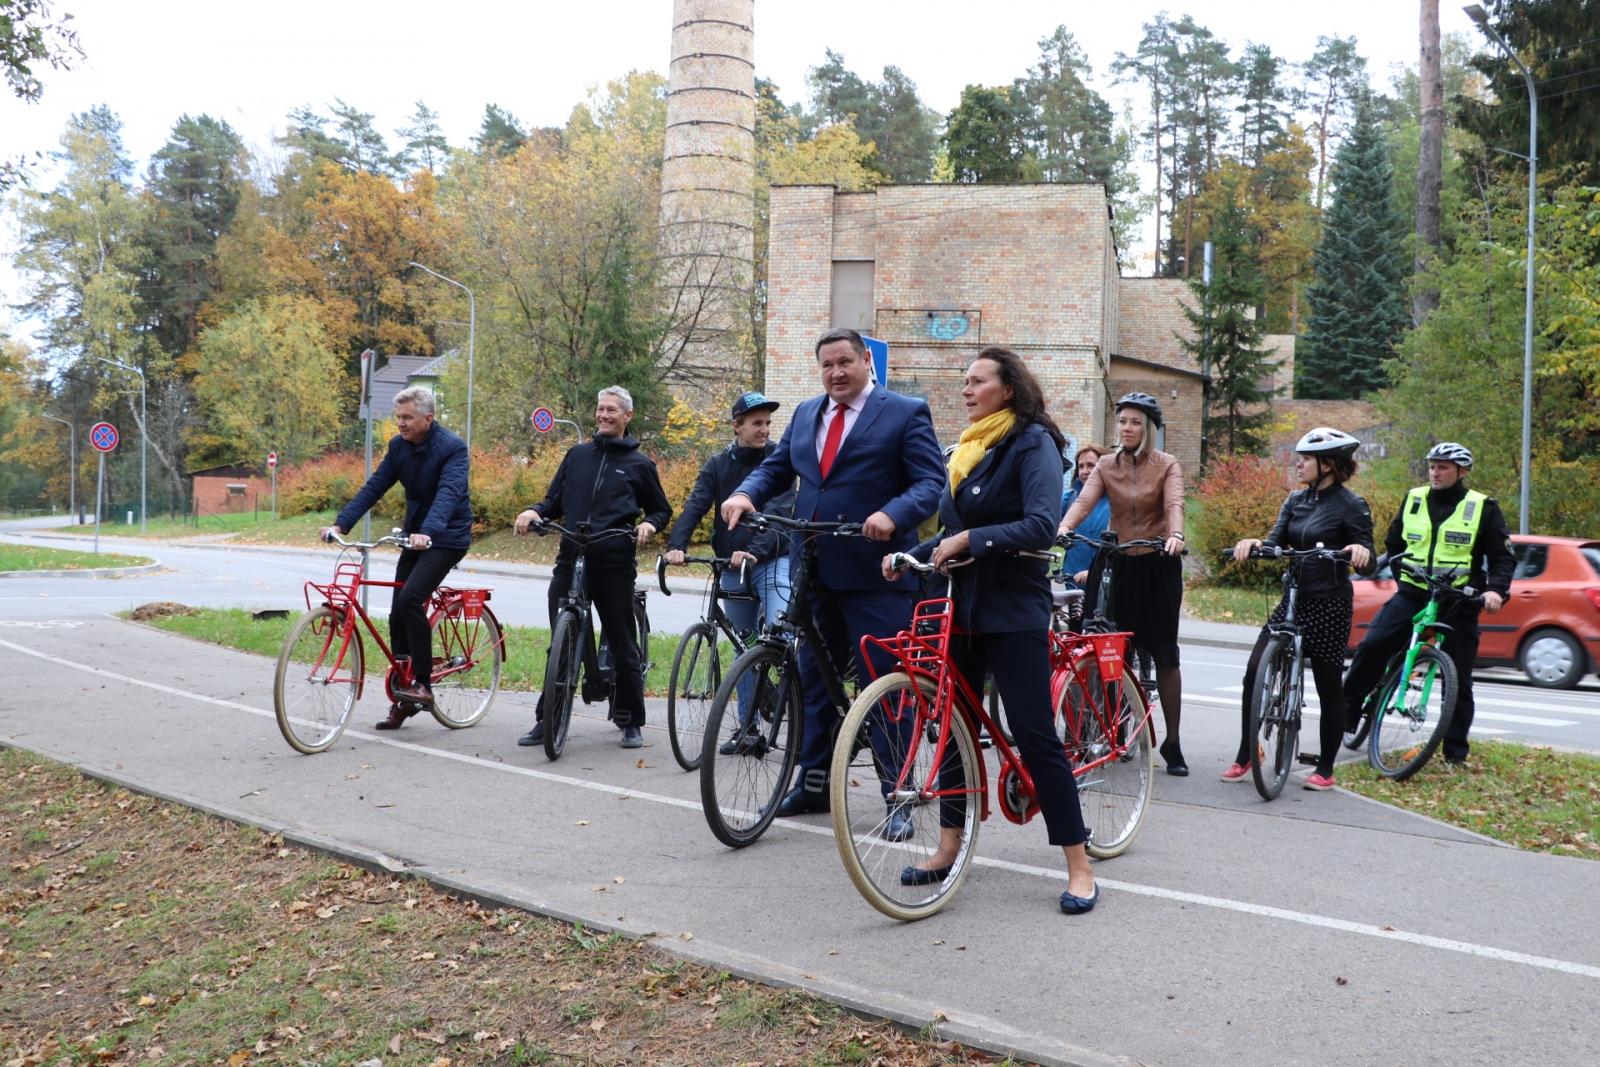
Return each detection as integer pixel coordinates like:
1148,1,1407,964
815,380,874,462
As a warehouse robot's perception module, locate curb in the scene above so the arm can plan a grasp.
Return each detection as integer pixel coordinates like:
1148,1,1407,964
1176,633,1256,652
0,560,161,580
0,738,1119,1067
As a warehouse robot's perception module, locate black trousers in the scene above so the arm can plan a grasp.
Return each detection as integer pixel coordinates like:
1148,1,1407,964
949,631,1088,848
537,559,646,728
390,546,468,688
1237,630,1348,776
1343,593,1481,762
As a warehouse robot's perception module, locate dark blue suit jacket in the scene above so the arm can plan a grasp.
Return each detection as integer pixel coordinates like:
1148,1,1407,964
336,422,473,550
735,387,944,591
913,422,1063,632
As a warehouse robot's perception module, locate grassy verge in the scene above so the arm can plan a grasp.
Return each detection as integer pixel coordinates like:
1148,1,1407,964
0,544,151,572
1181,580,1278,625
53,513,281,540
1341,741,1600,856
220,512,343,547
0,748,1012,1067
126,607,732,699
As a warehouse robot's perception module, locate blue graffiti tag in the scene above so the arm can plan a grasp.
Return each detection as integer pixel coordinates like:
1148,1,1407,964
928,315,970,341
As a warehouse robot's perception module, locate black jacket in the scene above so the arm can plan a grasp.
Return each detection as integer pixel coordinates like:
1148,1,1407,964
1262,483,1376,599
667,442,797,560
336,422,473,550
911,423,1063,634
1381,480,1516,606
533,434,672,566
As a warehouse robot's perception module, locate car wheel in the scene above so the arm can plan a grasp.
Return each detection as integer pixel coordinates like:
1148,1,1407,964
1519,628,1585,689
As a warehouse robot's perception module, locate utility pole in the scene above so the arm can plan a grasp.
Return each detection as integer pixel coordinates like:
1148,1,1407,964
410,263,476,452
1200,240,1214,471
1415,0,1443,323
95,357,146,533
39,414,76,520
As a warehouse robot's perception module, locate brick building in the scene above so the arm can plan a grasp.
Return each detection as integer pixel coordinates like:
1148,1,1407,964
763,182,1295,477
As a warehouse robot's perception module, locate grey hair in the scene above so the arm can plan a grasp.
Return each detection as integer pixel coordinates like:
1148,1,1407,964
597,385,634,412
1116,407,1157,458
394,385,436,415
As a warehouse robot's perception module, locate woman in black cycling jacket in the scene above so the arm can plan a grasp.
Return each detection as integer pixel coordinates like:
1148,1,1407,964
1228,428,1375,790
884,347,1097,914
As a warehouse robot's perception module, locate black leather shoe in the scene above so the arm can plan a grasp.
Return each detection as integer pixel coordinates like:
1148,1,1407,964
517,723,545,746
719,726,759,757
775,785,829,817
1159,740,1189,777
884,803,914,842
1059,884,1100,915
900,864,951,886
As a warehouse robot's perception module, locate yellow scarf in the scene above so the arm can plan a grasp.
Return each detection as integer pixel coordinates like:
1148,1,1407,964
948,409,1016,491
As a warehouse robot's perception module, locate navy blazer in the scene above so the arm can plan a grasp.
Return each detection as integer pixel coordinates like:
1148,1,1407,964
735,387,945,591
913,422,1063,633
336,422,473,550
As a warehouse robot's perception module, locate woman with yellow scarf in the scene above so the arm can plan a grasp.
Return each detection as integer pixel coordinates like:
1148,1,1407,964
882,347,1098,915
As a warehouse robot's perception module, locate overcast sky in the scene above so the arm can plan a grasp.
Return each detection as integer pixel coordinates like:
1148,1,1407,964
2,0,1489,331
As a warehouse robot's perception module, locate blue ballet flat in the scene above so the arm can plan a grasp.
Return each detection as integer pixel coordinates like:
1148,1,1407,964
1059,884,1099,915
900,864,952,886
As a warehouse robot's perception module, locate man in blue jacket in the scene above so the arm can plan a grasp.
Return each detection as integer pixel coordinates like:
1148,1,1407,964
723,328,945,815
324,385,472,728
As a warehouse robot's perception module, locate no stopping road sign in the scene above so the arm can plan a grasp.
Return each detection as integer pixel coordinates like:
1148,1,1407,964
531,407,554,433
90,422,118,452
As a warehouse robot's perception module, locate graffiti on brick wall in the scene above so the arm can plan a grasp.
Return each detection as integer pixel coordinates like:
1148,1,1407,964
875,309,981,345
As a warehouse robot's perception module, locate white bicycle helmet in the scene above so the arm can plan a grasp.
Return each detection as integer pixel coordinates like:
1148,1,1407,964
1425,441,1474,469
1295,427,1361,459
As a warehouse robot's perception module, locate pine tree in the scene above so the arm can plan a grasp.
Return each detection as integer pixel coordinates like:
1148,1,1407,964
1299,91,1410,399
1180,171,1279,460
396,100,449,173
475,104,526,155
801,52,937,181
942,85,1027,182
1014,26,1116,184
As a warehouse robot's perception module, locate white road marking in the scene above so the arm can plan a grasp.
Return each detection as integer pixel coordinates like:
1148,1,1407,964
5,633,1600,983
1472,712,1578,727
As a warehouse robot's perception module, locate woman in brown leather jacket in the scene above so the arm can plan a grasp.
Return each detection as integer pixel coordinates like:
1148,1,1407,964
1056,392,1190,775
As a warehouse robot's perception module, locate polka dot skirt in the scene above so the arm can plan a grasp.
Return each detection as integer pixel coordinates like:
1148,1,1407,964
1261,595,1353,666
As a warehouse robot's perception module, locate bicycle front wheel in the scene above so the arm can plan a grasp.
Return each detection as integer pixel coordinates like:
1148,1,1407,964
274,606,363,754
542,610,583,761
699,644,801,848
667,622,720,771
429,606,503,729
1248,635,1300,800
832,673,982,922
1061,663,1154,859
1369,645,1458,780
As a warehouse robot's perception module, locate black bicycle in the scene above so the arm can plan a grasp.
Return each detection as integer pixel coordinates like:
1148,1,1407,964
1060,529,1183,695
527,520,649,761
699,513,862,848
656,553,756,771
1228,543,1351,799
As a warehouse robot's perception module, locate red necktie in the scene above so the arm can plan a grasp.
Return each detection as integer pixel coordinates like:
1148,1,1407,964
819,402,846,479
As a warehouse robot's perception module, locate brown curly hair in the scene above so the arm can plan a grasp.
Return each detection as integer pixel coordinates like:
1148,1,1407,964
970,347,1067,454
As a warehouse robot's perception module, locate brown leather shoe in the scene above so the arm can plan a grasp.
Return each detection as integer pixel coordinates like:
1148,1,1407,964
375,702,421,730
392,684,435,706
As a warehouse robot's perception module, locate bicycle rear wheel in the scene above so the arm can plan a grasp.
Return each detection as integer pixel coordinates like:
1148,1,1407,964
1249,635,1300,800
667,622,720,770
429,606,503,729
832,672,981,921
1060,663,1154,858
1369,645,1458,780
274,606,363,754
699,644,800,848
542,609,583,761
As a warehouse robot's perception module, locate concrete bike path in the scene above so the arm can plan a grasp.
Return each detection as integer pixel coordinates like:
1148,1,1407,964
2,619,1598,1067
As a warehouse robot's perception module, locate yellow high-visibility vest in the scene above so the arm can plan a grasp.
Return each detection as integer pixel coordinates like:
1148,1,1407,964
1398,485,1486,590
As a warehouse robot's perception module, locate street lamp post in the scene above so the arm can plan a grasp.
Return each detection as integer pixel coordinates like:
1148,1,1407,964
95,356,147,533
39,413,76,520
409,262,475,452
1465,4,1537,535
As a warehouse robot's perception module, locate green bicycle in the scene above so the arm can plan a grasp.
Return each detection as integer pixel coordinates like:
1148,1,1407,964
1347,552,1483,780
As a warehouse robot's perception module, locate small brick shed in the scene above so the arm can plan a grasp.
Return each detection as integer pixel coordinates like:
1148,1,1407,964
190,464,271,516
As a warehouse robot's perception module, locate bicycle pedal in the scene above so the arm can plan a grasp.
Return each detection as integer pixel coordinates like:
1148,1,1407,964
1296,753,1319,766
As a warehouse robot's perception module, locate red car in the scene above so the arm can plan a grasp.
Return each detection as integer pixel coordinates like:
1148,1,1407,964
1349,535,1600,689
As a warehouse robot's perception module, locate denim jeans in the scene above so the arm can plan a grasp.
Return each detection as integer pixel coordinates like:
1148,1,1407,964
721,556,792,722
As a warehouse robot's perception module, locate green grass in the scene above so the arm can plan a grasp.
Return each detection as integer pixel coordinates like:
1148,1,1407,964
1182,580,1279,624
54,511,278,539
0,543,151,571
1341,741,1600,856
126,606,719,697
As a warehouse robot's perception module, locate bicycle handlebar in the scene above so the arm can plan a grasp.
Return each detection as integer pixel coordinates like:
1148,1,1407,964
742,512,863,538
1384,551,1485,604
1056,531,1188,556
525,519,636,543
656,553,751,596
321,527,416,550
1225,543,1350,564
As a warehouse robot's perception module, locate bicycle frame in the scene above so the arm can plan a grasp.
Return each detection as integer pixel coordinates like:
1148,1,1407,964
753,524,858,717
1387,597,1445,714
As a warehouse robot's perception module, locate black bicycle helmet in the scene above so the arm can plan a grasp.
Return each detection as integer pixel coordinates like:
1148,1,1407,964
1425,441,1473,469
1115,391,1164,428
1295,426,1361,459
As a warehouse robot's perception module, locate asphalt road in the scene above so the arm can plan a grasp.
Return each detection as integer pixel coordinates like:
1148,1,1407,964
5,520,1600,1064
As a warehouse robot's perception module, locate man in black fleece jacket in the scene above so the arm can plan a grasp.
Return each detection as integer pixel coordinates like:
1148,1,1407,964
514,386,672,750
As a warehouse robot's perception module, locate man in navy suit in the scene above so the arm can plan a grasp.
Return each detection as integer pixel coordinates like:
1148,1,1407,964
723,327,945,816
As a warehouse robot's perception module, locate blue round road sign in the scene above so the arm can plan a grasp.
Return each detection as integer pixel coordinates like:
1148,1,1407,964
531,407,554,433
90,422,118,452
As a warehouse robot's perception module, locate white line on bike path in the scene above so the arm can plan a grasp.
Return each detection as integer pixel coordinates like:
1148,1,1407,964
6,633,1600,985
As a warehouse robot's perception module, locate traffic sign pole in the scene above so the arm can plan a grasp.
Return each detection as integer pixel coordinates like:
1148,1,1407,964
94,452,104,555
268,452,278,519
89,423,119,553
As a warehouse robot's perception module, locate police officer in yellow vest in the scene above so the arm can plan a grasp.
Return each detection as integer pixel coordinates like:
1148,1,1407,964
1342,443,1516,764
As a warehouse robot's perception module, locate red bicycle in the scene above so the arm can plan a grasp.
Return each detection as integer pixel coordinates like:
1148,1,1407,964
273,528,506,754
828,553,1153,921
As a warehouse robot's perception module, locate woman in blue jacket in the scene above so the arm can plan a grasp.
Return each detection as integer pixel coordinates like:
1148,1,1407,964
1059,443,1111,589
884,347,1098,915
325,386,472,728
